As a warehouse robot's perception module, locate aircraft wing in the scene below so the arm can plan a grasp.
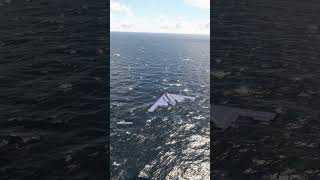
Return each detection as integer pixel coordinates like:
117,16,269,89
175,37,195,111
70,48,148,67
168,93,196,102
147,94,169,112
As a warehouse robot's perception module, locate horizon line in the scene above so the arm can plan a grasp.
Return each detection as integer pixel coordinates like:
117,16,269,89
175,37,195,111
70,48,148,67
110,30,210,36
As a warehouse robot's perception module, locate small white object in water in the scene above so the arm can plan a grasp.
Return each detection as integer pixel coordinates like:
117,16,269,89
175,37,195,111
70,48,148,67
112,161,121,166
117,120,133,125
162,117,168,121
168,83,181,87
183,88,190,92
194,115,205,120
114,53,120,57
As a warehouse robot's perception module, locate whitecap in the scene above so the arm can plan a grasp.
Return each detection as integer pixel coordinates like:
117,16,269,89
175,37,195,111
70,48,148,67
116,121,133,125
168,83,182,87
194,115,205,120
112,161,121,166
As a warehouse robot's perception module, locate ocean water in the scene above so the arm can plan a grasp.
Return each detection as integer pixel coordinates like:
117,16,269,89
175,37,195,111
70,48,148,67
212,0,320,179
0,0,108,179
110,32,210,179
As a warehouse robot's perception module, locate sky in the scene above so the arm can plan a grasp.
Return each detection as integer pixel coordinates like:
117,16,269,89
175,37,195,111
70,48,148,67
110,0,210,35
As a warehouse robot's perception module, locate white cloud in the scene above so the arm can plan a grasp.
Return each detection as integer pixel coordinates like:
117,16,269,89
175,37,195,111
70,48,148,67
111,15,210,35
184,0,210,10
175,23,183,29
159,15,166,22
177,16,184,21
110,0,133,16
160,25,169,29
110,2,210,35
120,23,133,29
204,22,210,29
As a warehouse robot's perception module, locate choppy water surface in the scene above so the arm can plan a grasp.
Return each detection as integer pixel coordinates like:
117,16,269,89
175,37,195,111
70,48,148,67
110,32,210,179
0,0,108,179
212,0,320,179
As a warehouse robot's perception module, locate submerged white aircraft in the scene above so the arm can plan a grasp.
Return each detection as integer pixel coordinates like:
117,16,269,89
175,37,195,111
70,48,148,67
148,93,196,112
211,105,277,130
147,93,278,131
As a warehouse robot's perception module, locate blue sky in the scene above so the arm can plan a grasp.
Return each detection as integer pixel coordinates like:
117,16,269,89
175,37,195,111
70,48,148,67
110,0,210,34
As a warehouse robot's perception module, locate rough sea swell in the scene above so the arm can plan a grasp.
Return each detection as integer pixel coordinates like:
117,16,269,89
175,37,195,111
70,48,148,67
212,0,320,179
110,32,210,179
0,0,108,179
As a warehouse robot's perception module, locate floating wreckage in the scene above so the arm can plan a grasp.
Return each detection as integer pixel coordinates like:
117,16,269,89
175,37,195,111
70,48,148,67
148,93,196,112
211,105,277,130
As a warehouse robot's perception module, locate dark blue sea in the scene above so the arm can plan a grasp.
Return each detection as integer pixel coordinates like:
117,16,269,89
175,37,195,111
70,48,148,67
110,32,210,179
0,0,108,179
212,0,320,179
